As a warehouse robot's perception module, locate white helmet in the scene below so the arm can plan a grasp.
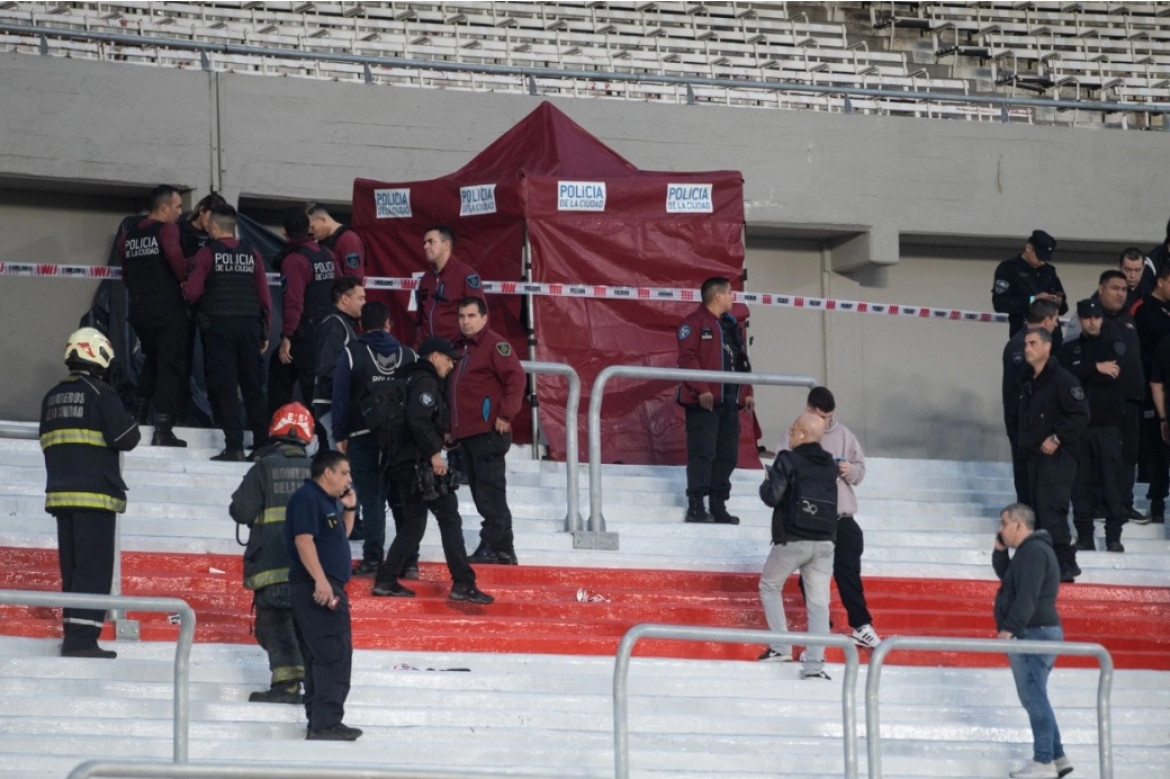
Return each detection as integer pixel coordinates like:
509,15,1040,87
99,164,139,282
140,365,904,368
64,327,114,370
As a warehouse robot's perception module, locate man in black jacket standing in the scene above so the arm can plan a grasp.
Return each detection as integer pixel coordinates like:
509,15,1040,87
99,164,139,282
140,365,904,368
371,338,493,604
992,230,1067,346
1008,328,1090,582
1003,300,1061,503
994,503,1072,779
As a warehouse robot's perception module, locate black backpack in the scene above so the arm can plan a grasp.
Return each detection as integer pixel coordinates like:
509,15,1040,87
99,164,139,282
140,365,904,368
358,375,411,454
773,450,839,539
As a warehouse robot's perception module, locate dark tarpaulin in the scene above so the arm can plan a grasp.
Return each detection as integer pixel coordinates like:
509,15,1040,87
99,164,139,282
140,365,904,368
81,213,286,425
352,101,757,468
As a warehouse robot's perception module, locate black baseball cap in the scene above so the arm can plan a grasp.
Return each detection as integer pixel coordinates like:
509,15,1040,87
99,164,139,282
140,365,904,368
419,337,461,360
1029,230,1056,261
1076,298,1102,318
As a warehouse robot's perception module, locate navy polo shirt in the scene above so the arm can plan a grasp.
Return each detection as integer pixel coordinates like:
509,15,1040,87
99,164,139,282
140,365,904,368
284,479,352,584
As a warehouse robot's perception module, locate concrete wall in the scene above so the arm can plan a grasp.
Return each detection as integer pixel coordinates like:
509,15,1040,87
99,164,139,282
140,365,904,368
1,51,1167,459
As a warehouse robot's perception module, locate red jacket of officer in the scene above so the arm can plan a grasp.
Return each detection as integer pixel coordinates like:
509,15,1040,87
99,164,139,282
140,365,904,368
449,326,525,441
416,255,484,346
677,304,753,407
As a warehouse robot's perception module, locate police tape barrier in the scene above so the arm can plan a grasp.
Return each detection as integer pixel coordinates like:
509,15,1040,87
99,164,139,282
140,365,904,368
0,261,1009,325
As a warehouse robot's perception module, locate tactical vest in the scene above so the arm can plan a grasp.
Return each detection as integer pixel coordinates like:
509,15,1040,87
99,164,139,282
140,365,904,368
319,224,351,254
121,219,180,298
299,243,338,338
202,239,262,319
39,374,130,514
345,340,415,437
242,445,311,591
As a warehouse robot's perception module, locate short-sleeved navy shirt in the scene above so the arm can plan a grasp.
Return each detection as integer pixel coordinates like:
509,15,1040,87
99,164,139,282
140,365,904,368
284,479,352,584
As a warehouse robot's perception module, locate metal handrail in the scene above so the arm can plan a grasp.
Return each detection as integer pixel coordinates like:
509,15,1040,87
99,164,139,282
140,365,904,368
519,360,583,532
586,366,818,542
0,590,196,762
866,636,1114,779
614,623,860,779
0,420,38,439
68,762,498,779
3,22,1167,121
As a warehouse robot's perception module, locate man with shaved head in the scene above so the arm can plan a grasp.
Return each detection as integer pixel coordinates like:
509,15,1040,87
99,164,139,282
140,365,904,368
757,411,840,680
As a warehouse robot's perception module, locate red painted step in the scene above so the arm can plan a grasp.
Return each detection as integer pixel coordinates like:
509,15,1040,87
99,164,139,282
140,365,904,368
1,547,1165,669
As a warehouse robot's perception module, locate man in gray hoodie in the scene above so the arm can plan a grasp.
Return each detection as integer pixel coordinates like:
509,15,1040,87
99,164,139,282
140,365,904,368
994,503,1072,779
780,386,881,649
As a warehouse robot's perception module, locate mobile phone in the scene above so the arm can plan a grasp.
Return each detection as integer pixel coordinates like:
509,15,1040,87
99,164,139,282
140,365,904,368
996,532,1005,546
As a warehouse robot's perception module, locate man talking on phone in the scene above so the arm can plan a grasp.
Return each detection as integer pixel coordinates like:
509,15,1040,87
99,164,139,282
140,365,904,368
285,450,362,741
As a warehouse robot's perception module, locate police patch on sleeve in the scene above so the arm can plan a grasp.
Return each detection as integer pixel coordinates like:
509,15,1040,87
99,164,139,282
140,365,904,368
467,274,481,289
994,279,1011,294
419,392,435,407
496,341,512,357
678,324,691,340
1114,341,1126,356
1071,386,1085,401
344,253,361,270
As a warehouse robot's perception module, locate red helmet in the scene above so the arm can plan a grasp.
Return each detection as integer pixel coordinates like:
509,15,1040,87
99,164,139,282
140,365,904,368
269,402,314,446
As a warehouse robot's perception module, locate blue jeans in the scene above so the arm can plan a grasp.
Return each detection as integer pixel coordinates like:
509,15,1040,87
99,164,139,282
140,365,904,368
1008,625,1066,764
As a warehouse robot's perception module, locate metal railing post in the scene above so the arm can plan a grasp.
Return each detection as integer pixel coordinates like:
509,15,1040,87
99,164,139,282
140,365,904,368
585,366,817,549
614,623,859,779
0,590,196,762
519,361,583,533
865,636,1113,779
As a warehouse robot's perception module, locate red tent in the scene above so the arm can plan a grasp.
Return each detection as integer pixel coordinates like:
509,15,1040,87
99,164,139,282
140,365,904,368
351,102,757,468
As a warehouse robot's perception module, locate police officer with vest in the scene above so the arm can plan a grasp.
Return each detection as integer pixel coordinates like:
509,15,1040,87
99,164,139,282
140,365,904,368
307,202,365,283
332,302,416,576
229,403,315,703
992,229,1067,347
117,184,189,447
40,328,141,658
372,338,493,604
184,204,273,461
1008,327,1090,582
312,277,365,453
677,276,755,524
1060,300,1129,554
1002,300,1061,504
1098,270,1147,521
269,207,339,417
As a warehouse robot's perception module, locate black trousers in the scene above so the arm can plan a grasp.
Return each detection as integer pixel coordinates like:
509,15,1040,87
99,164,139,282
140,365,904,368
253,584,304,686
1072,427,1127,546
1008,435,1030,504
55,510,115,652
1121,401,1141,509
834,515,873,629
379,464,475,586
1139,407,1169,503
129,295,191,419
203,316,268,452
290,578,352,732
461,431,514,552
266,334,315,418
685,402,740,500
1027,447,1077,548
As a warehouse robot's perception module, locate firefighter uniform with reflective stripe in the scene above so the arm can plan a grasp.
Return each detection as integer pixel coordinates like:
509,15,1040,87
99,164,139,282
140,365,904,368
229,443,310,688
39,371,140,653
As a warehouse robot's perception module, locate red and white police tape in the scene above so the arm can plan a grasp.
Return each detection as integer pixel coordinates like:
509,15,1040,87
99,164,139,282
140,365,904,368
0,260,1009,325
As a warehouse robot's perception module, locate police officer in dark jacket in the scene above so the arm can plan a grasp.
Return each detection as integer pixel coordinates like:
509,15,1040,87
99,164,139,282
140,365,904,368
229,403,315,704
269,207,339,416
117,184,189,447
1059,300,1128,554
371,338,493,604
185,204,273,461
40,328,141,658
1008,327,1090,582
1002,300,1061,503
1098,270,1147,521
311,277,365,452
178,192,228,258
1125,263,1170,521
333,302,415,575
992,230,1067,347
677,276,755,524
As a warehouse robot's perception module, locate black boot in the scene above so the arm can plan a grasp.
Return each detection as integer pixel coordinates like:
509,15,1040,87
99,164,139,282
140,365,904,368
684,494,713,523
1151,500,1165,524
1056,543,1080,582
1073,521,1095,551
709,496,740,525
151,414,187,447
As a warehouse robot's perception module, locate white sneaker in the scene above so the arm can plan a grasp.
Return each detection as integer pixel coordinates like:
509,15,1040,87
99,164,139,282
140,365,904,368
851,624,882,648
757,648,793,662
1054,755,1074,777
1009,760,1058,778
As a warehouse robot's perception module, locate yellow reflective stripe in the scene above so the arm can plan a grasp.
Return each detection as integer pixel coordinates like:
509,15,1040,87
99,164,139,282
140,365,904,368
45,492,126,513
257,507,287,525
40,429,106,450
245,568,289,591
272,666,304,684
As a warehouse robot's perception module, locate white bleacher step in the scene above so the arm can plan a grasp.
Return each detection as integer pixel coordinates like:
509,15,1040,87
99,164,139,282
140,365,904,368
0,636,1164,778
